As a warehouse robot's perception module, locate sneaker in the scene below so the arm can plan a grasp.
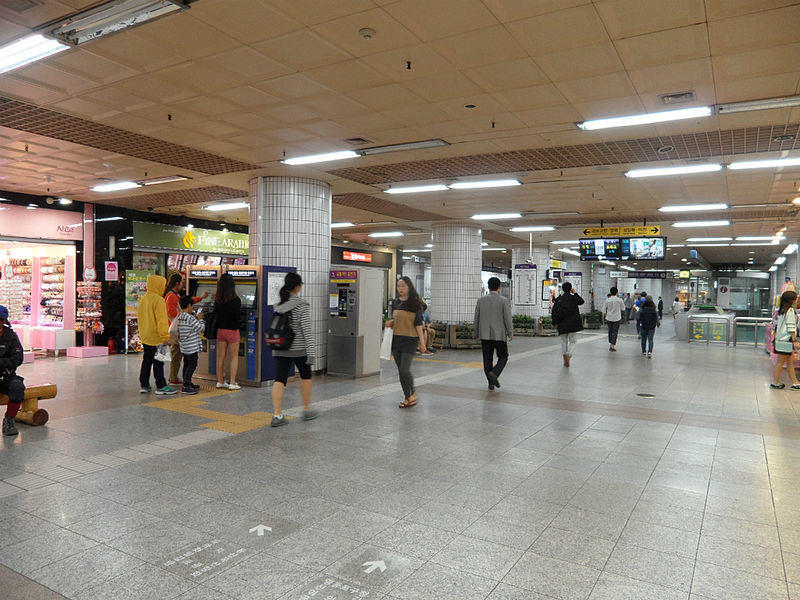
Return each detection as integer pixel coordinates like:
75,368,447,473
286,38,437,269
216,382,228,389
302,410,318,421
770,383,786,389
139,386,152,394
181,386,198,395
647,353,652,359
609,346,616,352
3,416,18,436
155,386,178,395
189,383,201,391
227,383,241,390
792,384,800,391
168,378,183,386
271,415,288,427
487,372,500,388
488,384,495,391
642,352,647,356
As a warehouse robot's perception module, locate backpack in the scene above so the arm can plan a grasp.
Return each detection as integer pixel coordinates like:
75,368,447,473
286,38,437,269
265,310,294,350
551,299,565,324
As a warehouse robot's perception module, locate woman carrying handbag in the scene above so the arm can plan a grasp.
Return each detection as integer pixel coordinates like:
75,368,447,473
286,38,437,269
771,290,800,389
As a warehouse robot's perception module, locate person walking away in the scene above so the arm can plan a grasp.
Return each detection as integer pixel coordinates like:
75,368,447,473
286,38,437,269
657,296,664,320
0,306,25,435
214,273,242,390
164,273,208,386
634,292,647,334
771,290,800,389
176,295,205,395
671,297,682,319
552,282,584,367
474,277,513,390
385,276,426,407
421,303,436,354
603,287,625,352
638,298,659,358
138,275,176,395
624,293,633,322
270,272,317,427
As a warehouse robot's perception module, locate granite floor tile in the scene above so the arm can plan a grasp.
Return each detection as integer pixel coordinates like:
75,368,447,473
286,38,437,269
691,560,788,600
0,528,97,575
405,500,483,533
604,543,694,592
463,512,547,550
701,513,780,548
316,506,397,541
265,526,362,570
485,583,554,599
618,520,700,558
389,561,496,600
502,552,601,600
550,507,629,542
205,554,315,600
369,519,457,561
697,534,785,580
324,544,423,594
588,572,687,600
430,534,524,581
529,527,616,570
74,563,196,600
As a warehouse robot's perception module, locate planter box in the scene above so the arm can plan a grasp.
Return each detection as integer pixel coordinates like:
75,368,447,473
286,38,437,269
514,327,536,336
585,322,602,329
538,328,558,337
453,338,481,349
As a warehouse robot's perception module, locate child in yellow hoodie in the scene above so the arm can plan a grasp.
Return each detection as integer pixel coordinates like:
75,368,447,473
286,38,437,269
138,274,177,394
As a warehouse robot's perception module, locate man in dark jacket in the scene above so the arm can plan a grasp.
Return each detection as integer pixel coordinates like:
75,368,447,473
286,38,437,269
0,306,25,436
551,282,584,367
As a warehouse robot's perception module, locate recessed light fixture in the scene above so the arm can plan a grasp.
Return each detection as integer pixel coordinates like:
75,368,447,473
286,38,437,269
470,212,522,220
0,34,69,75
672,220,730,228
729,157,800,170
140,175,190,186
577,106,712,130
452,180,520,190
775,256,787,265
368,231,404,238
91,181,141,192
686,237,732,242
282,150,359,165
58,198,72,205
783,244,798,255
482,247,506,251
736,236,783,241
667,244,685,248
658,203,728,212
792,197,800,205
510,226,556,232
464,104,477,109
385,184,448,194
359,139,449,156
330,222,354,228
186,224,193,229
205,201,249,212
620,265,636,271
26,204,37,210
625,164,722,178
425,243,434,248
717,95,800,114
769,266,778,272
692,243,730,247
731,242,780,246
550,240,580,244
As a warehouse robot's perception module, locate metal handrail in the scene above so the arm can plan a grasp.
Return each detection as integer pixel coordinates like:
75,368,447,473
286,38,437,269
732,316,773,347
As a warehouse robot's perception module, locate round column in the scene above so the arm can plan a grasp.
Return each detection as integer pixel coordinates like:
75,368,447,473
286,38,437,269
249,176,331,370
431,223,481,324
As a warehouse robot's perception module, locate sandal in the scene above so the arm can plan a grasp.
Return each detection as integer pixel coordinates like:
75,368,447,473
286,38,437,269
399,393,418,408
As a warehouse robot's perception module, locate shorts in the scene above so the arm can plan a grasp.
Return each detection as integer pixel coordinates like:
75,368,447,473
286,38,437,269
217,328,240,344
274,356,312,385
774,343,794,356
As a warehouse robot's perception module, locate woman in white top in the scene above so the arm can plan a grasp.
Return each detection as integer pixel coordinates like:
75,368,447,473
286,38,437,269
771,290,800,389
602,286,626,352
671,297,682,318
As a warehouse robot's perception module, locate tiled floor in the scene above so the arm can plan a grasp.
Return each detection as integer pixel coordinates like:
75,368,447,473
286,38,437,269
2,320,800,599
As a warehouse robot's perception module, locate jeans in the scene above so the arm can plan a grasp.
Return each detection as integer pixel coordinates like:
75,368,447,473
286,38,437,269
625,308,632,322
140,344,167,389
182,352,198,387
393,351,415,398
607,320,621,345
641,328,655,353
0,375,25,418
481,340,509,383
560,332,577,357
169,342,182,380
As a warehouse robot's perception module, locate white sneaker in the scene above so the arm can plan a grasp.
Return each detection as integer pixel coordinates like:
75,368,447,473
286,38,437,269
216,382,228,389
228,383,241,390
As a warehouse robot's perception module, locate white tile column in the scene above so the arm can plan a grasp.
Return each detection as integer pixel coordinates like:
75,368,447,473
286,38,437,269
431,223,481,324
249,176,331,370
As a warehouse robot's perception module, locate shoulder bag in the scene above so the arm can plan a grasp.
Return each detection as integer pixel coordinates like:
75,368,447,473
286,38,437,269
775,311,794,353
203,310,218,340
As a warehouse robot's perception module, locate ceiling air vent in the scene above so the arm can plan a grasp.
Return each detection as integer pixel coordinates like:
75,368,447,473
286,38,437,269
5,0,39,12
659,91,696,105
773,134,795,143
343,137,372,145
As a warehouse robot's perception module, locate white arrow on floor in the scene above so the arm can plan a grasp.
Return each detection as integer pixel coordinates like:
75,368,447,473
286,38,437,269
362,560,387,574
249,524,273,536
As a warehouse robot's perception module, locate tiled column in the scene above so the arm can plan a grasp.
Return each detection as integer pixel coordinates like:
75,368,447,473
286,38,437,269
431,223,481,324
249,176,331,370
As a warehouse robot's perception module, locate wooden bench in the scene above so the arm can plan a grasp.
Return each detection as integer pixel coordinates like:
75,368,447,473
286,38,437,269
0,383,55,426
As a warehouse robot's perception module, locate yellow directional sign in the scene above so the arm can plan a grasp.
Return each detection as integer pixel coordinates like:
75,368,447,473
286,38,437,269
581,226,661,237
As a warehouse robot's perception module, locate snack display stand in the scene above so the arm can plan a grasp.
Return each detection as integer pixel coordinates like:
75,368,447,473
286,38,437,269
67,280,108,358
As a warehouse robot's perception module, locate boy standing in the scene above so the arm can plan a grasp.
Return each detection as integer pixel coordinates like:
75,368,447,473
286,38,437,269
177,295,205,394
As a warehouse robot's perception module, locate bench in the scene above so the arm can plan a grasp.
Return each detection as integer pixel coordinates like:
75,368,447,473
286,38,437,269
0,383,55,426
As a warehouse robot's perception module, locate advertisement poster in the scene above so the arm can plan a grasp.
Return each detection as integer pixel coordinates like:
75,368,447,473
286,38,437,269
513,264,537,306
542,279,558,304
267,271,285,306
562,272,583,297
125,270,150,318
105,261,118,282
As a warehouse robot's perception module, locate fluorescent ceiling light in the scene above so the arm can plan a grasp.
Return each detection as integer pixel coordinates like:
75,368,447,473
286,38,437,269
599,260,616,266
667,244,685,248
736,236,783,241
717,95,800,114
769,266,778,272
26,204,37,210
577,106,712,130
425,243,434,248
783,244,799,255
672,220,730,228
731,243,777,246
550,240,580,244
559,248,580,256
49,0,188,46
625,164,722,178
470,212,521,220
359,139,449,156
775,256,787,265
330,222,354,228
451,180,521,190
204,201,249,212
692,243,730,247
58,198,72,205
482,247,506,251
510,226,556,232
620,265,635,271
686,237,732,242
0,34,68,75
658,203,728,213
729,157,800,170
282,150,358,165
96,217,124,223
386,184,448,194
91,181,141,192
141,175,190,186
368,231,404,238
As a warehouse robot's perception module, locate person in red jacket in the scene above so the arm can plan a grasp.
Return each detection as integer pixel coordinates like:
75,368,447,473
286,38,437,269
164,273,208,385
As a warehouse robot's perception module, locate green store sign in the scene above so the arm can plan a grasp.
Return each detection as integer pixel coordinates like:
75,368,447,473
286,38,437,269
133,221,248,256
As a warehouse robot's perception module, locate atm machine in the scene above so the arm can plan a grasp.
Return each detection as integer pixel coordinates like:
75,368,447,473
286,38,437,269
327,267,382,378
224,266,261,386
186,265,221,382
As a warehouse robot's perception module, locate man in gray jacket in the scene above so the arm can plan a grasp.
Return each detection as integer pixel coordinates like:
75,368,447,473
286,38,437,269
474,277,513,390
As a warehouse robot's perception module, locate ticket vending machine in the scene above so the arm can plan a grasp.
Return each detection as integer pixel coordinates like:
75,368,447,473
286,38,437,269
327,268,382,378
224,266,261,386
186,265,221,382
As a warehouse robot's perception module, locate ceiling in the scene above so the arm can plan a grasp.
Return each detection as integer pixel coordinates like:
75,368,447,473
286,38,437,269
1,0,799,270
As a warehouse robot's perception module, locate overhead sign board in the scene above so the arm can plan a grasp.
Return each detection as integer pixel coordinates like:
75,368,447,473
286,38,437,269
549,259,567,269
133,221,248,255
610,271,627,278
343,251,372,263
679,270,692,279
627,271,668,279
582,226,661,237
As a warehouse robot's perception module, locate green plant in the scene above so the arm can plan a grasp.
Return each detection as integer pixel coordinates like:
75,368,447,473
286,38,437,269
539,316,554,328
513,314,534,327
585,310,603,323
455,323,475,339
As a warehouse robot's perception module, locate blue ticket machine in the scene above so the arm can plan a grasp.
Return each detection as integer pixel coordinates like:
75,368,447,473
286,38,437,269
260,266,296,382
